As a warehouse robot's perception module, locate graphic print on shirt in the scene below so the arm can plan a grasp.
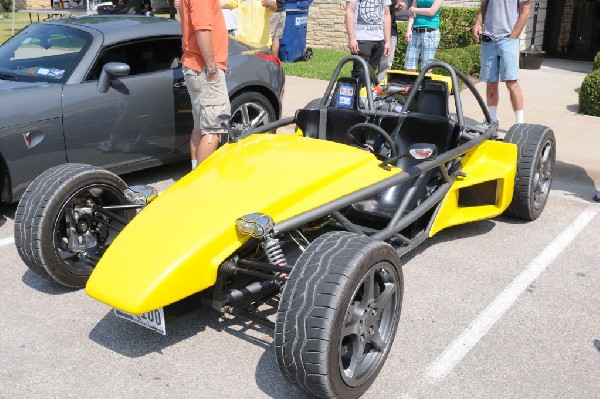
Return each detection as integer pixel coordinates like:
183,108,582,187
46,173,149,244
357,0,383,33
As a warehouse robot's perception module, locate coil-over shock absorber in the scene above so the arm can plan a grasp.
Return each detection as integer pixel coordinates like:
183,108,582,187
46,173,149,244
261,233,288,285
235,213,289,284
261,234,287,267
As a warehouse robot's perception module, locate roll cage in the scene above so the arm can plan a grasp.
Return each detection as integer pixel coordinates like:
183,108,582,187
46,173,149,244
233,56,497,257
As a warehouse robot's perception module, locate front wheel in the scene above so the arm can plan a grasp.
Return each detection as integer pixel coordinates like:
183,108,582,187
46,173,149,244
504,123,556,220
275,232,403,398
14,164,135,288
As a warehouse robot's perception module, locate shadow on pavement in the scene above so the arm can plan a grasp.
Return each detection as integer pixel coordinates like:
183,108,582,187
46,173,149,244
553,160,599,202
401,218,497,264
255,348,312,399
21,270,78,295
88,293,276,358
542,58,593,74
0,203,16,230
88,303,212,358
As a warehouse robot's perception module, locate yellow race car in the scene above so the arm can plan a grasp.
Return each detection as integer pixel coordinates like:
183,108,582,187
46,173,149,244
15,56,555,399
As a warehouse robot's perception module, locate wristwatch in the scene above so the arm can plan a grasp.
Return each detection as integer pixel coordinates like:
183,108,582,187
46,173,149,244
206,65,219,74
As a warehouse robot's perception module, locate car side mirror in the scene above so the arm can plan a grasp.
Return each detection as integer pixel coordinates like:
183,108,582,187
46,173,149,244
97,62,131,93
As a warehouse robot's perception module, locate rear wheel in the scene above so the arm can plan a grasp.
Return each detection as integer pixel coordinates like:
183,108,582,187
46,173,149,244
229,92,276,137
504,123,556,220
275,232,403,398
14,164,135,288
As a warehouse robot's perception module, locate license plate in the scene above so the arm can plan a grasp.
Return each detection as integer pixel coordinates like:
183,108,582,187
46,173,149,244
114,308,166,335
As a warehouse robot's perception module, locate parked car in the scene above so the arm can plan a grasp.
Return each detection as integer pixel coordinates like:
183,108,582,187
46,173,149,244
0,15,284,203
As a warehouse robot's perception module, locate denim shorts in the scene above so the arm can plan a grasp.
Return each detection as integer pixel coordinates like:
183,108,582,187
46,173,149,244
480,37,520,82
183,65,231,133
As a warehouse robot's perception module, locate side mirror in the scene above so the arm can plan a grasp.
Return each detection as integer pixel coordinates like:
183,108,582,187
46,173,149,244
406,143,438,160
97,62,130,93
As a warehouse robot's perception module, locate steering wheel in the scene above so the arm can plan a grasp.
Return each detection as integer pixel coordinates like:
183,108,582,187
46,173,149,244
344,123,398,158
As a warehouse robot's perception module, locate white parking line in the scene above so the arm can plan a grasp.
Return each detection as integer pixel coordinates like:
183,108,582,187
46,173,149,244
426,207,598,382
0,237,14,247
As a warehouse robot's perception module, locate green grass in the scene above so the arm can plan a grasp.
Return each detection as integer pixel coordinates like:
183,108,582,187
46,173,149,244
0,12,30,45
281,47,352,80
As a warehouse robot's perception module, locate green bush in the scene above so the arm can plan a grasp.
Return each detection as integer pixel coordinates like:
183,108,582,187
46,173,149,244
593,51,600,71
438,7,478,49
433,48,474,76
464,44,481,77
579,69,600,116
392,21,409,70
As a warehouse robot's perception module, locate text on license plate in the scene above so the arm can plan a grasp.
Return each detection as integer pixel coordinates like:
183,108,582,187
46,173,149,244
114,308,166,335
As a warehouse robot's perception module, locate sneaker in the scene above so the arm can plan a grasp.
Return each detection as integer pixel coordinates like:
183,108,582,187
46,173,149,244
95,140,116,153
482,119,499,128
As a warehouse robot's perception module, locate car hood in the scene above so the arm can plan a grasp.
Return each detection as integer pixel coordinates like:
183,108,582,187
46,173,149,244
86,133,401,314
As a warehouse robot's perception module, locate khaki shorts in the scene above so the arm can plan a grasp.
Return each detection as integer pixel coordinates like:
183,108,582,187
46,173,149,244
183,66,231,134
270,11,286,40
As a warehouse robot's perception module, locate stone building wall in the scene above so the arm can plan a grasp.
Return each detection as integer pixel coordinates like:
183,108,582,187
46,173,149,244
306,0,547,51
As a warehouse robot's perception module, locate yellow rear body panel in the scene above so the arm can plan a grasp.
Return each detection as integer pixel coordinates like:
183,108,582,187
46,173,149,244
429,141,518,236
85,134,400,314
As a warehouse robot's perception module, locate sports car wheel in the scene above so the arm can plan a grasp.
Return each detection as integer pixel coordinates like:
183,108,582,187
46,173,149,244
345,122,398,158
14,164,135,288
229,92,276,137
275,232,403,398
504,123,556,221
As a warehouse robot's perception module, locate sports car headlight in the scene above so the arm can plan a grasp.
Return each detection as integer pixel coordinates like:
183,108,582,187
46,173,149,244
124,185,158,206
236,213,274,238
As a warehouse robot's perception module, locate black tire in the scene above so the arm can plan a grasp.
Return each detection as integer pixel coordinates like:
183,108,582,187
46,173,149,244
504,123,556,220
229,91,276,137
302,47,313,61
275,232,403,398
14,164,135,288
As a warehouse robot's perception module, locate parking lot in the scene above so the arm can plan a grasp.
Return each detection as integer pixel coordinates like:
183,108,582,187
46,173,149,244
1,59,599,398
0,160,598,398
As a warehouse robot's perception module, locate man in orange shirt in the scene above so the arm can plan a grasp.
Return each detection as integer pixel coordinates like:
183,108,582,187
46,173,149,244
179,0,230,169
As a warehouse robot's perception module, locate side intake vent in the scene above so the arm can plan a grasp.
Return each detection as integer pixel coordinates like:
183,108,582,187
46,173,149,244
458,180,499,207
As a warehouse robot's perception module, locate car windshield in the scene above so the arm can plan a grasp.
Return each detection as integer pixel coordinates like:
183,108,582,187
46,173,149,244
0,24,92,84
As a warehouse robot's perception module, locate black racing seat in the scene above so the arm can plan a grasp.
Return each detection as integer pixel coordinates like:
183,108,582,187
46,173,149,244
295,76,368,143
350,80,460,222
414,79,450,117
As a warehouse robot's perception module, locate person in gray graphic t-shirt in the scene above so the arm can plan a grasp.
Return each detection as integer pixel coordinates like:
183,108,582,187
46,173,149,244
345,0,392,86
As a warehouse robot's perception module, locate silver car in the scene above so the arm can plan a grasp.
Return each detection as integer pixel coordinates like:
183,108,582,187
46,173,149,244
0,15,285,203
